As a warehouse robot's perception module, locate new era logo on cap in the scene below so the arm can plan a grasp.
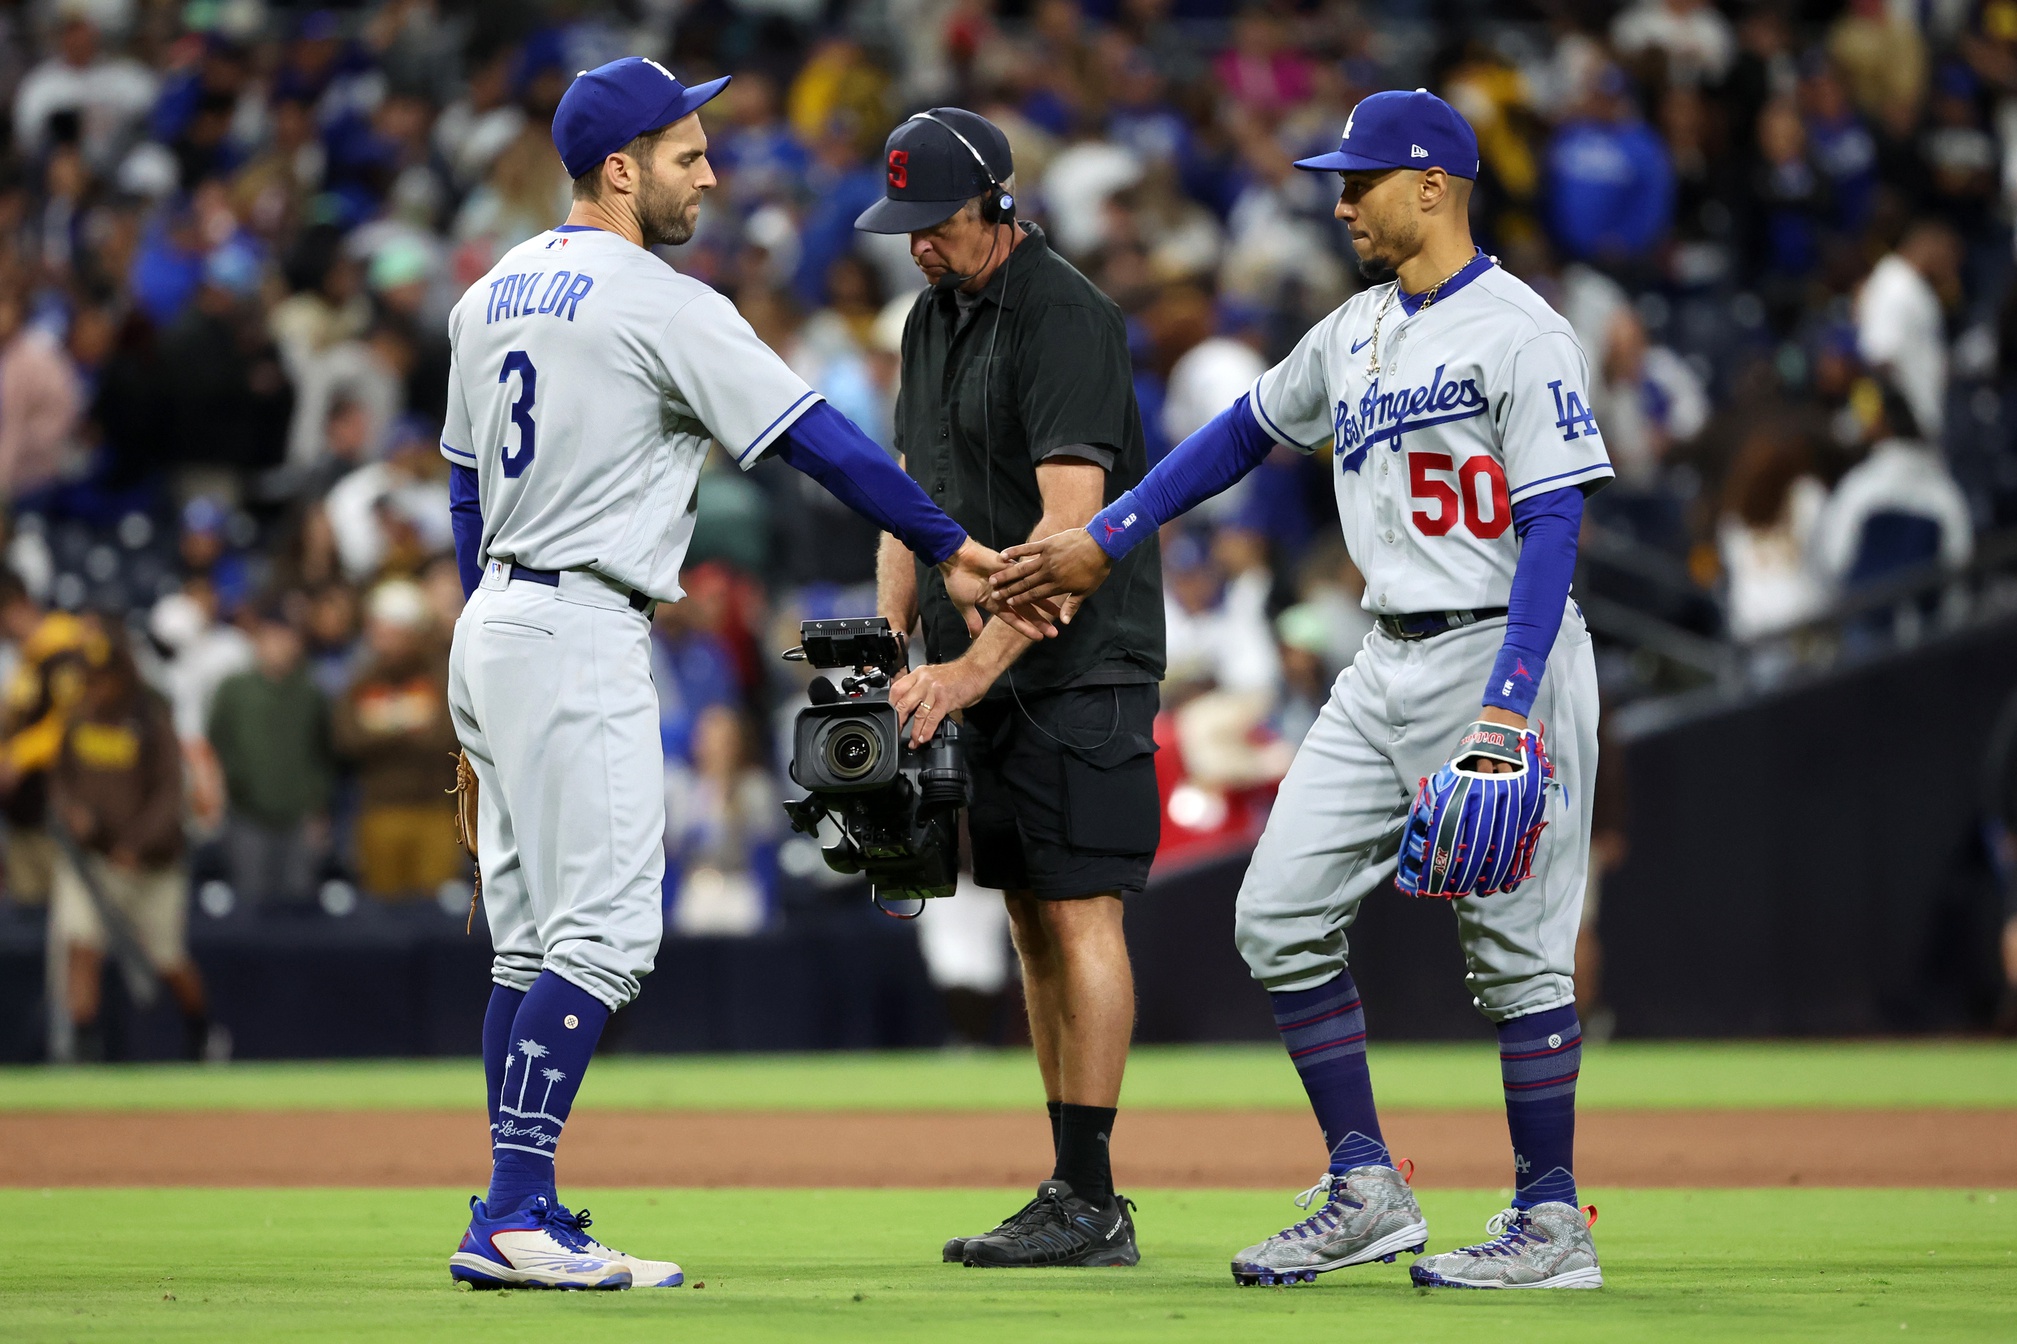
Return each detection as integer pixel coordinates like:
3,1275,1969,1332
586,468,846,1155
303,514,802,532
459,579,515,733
1412,144,1428,157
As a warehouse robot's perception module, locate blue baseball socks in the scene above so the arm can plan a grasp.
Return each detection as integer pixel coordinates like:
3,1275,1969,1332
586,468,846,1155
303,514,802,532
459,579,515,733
1270,970,1392,1174
481,983,526,1142
486,971,610,1212
1497,1004,1581,1208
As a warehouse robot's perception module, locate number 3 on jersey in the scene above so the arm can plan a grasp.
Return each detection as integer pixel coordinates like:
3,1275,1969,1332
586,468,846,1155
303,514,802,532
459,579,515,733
499,350,537,477
1409,452,1509,539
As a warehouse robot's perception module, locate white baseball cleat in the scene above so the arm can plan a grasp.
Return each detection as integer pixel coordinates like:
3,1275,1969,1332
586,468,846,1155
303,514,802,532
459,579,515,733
448,1194,632,1290
575,1213,685,1288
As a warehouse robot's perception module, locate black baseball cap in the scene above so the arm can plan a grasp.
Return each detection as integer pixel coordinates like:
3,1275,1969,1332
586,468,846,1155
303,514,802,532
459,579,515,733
855,108,1013,234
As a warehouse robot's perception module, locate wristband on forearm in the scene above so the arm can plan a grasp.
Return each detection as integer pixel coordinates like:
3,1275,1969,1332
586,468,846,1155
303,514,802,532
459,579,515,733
1089,393,1276,560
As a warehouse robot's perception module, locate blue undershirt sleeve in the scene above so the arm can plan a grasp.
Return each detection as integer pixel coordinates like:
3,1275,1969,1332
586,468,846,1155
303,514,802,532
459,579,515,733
772,400,968,566
1088,393,1275,559
450,463,483,598
1481,486,1584,718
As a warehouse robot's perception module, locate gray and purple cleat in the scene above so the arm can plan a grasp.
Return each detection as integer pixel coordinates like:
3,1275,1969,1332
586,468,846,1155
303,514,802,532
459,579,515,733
1229,1164,1428,1287
1409,1201,1603,1289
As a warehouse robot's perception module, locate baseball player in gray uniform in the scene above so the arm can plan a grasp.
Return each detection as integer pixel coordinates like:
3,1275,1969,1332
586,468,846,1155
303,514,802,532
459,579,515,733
440,59,1036,1291
992,89,1611,1289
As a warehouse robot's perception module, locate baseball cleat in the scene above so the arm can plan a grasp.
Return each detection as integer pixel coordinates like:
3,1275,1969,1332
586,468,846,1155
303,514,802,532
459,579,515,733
1229,1164,1428,1287
1409,1202,1602,1289
960,1180,1139,1268
943,1190,1048,1263
448,1194,633,1290
564,1206,685,1287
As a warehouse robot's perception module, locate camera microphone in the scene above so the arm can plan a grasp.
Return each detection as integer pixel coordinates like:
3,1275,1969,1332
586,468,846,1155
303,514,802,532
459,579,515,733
807,676,842,705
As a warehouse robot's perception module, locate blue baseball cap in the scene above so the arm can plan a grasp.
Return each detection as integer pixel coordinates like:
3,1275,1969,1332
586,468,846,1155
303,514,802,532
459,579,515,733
1293,88,1479,180
552,57,730,180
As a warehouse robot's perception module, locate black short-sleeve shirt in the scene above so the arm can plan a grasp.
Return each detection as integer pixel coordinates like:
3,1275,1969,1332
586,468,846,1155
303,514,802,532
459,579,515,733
894,225,1164,694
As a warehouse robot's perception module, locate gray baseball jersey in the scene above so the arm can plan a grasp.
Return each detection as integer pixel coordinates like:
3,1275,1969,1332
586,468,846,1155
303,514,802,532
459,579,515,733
1230,255,1606,1019
441,224,823,603
1247,257,1612,617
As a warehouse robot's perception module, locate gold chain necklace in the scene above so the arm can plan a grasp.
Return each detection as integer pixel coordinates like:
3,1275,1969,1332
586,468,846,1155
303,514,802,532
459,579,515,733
1363,258,1470,378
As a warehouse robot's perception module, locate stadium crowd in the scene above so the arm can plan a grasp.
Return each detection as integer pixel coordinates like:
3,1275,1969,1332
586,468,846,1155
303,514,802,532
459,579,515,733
0,0,2012,1034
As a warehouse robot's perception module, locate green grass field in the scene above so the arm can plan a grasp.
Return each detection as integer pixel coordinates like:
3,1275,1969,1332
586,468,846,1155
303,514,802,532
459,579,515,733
3,1187,2010,1343
5,1039,2015,1112
5,1045,2013,1341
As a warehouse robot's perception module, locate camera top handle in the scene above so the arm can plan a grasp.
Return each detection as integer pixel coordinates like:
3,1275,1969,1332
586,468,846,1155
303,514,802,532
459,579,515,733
782,616,909,682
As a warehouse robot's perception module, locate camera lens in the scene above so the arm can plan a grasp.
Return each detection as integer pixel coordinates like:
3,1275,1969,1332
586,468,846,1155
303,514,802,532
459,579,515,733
823,723,880,780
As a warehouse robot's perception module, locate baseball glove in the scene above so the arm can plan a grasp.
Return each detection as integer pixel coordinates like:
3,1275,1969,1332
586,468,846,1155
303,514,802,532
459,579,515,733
1393,722,1554,900
449,749,480,931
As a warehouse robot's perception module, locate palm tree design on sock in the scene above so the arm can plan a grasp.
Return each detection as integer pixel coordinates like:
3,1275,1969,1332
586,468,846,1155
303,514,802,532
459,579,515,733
537,1067,567,1115
512,1033,552,1105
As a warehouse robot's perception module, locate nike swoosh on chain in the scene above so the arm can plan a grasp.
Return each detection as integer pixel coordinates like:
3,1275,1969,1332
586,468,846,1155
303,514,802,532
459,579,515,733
1349,334,1375,354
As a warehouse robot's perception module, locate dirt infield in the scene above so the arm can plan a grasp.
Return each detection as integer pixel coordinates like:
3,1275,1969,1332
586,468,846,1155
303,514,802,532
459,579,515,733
4,1108,2011,1188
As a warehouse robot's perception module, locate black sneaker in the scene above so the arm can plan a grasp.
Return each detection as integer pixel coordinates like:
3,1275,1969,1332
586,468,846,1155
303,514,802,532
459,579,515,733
960,1180,1139,1268
943,1190,1046,1263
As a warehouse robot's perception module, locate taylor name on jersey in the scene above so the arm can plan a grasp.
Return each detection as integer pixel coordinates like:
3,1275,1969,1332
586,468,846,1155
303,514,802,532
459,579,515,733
1250,257,1612,613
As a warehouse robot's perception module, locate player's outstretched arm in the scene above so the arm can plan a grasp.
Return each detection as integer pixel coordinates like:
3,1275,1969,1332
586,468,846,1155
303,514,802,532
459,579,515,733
772,401,1056,642
992,392,1276,611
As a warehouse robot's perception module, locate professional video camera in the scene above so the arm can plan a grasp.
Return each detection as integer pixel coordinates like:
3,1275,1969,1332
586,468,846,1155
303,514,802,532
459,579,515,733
781,617,969,903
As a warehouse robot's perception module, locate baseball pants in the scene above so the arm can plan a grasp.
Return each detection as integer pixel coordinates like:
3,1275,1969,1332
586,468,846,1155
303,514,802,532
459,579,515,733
1234,604,1599,1021
447,565,665,1010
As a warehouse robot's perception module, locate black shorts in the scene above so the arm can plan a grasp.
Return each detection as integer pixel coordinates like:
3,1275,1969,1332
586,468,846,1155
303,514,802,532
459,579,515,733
962,682,1161,901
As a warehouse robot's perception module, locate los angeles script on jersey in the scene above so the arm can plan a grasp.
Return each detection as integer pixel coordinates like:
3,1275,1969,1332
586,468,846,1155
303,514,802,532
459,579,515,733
1332,363,1487,473
484,268,596,324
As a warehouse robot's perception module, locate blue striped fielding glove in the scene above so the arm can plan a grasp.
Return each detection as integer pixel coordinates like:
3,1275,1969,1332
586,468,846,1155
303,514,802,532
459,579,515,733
1393,724,1555,900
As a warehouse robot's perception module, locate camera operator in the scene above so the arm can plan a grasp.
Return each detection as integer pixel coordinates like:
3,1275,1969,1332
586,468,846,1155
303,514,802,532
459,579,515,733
855,108,1164,1268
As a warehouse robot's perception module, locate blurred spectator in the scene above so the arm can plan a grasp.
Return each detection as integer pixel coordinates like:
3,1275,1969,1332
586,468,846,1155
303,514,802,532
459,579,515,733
1813,382,1974,592
1855,220,1960,438
160,237,295,483
0,575,100,907
207,604,334,908
48,636,221,1062
1828,0,1931,127
1611,0,1736,88
915,874,1014,1047
1161,530,1280,698
0,290,83,499
1160,307,1266,449
433,45,525,194
147,582,253,743
1545,68,1675,269
1272,602,1333,748
1213,7,1313,116
1717,423,1830,642
665,705,779,936
650,593,742,768
331,578,460,901
323,414,452,581
13,9,156,168
1592,305,1708,487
